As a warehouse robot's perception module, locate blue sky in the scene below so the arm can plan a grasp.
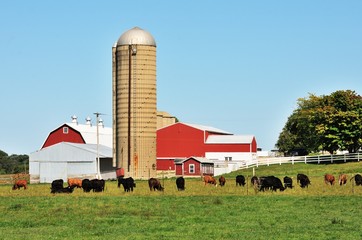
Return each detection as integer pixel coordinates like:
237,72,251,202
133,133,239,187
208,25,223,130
1,1,361,155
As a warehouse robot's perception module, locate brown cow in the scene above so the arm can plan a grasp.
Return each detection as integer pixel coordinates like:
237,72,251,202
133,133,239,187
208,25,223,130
338,174,348,186
219,176,226,187
203,175,217,186
148,178,164,191
324,174,335,185
67,178,82,188
12,180,27,190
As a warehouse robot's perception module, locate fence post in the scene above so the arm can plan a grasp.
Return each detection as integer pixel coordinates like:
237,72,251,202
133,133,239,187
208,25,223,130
331,155,333,164
358,152,360,162
318,155,320,164
305,156,307,164
292,156,294,165
344,154,346,163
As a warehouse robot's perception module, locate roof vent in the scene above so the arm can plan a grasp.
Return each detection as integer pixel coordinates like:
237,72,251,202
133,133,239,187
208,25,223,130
98,118,104,128
71,115,78,124
85,116,92,126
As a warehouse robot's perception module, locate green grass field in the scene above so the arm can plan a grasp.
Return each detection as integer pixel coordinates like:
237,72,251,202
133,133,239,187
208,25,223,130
1,162,362,239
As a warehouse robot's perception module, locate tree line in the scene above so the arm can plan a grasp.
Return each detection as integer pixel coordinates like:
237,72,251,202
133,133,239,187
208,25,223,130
0,150,29,174
276,90,362,156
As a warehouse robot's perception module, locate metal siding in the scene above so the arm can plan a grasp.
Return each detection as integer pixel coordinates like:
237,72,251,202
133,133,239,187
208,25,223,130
40,162,67,183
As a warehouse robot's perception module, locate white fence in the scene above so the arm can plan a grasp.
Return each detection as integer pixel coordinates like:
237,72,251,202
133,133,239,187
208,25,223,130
240,152,362,170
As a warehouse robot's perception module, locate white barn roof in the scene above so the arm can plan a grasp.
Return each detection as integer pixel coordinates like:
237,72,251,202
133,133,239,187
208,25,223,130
206,135,254,144
30,142,112,162
66,121,112,148
182,123,232,135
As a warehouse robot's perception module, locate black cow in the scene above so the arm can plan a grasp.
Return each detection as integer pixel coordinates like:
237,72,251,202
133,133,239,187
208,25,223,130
176,177,185,191
283,176,293,189
51,179,64,192
297,173,311,188
236,175,246,186
259,176,285,192
82,179,93,192
91,179,105,192
51,185,75,194
148,178,164,191
351,174,362,186
118,177,136,192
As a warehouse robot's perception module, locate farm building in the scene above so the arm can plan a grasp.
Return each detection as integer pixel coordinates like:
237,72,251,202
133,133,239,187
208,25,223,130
29,116,115,183
175,157,214,177
156,122,257,176
29,142,114,183
41,115,112,149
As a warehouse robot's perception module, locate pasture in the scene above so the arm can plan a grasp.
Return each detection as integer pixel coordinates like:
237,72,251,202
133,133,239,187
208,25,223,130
1,162,362,239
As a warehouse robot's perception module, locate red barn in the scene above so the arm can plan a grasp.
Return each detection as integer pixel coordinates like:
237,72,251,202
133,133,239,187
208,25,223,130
157,122,257,176
41,116,112,149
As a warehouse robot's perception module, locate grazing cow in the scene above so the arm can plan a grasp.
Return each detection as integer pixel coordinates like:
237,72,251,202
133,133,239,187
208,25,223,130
148,178,164,191
51,179,64,192
67,178,82,188
12,180,27,190
236,175,246,187
118,177,136,192
251,176,260,188
259,176,285,192
51,185,75,194
283,176,293,189
90,179,105,192
219,176,226,187
338,174,348,186
350,174,362,186
176,177,185,191
324,174,335,185
297,173,311,188
82,179,93,192
203,175,217,186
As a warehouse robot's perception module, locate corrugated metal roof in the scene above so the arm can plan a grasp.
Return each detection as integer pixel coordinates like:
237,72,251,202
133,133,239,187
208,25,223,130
206,135,254,144
182,123,232,135
175,156,214,164
66,122,112,148
30,142,112,162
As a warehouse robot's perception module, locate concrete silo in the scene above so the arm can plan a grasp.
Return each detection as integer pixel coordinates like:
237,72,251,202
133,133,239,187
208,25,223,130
112,27,157,179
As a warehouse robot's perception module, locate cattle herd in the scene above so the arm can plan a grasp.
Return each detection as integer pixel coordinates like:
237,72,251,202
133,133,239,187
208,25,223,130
9,173,362,194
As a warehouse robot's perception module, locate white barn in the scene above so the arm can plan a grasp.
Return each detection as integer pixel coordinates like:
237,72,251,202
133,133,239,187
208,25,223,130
29,142,115,183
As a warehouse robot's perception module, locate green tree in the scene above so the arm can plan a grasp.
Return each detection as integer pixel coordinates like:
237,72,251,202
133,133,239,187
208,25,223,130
0,150,29,174
276,90,362,155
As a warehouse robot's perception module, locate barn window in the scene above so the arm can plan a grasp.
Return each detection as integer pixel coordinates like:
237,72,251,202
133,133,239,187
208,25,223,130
189,164,195,173
225,157,232,161
63,127,69,134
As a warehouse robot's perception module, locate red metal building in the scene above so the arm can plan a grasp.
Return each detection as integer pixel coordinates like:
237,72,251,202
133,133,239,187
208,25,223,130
156,122,257,176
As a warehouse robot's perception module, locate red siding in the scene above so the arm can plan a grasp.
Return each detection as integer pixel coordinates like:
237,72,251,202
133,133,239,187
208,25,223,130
42,124,85,149
183,159,201,176
157,123,206,158
156,159,175,170
175,164,183,175
157,123,257,160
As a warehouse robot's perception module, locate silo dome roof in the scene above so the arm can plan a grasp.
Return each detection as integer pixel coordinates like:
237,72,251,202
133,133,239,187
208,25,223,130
117,27,156,47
